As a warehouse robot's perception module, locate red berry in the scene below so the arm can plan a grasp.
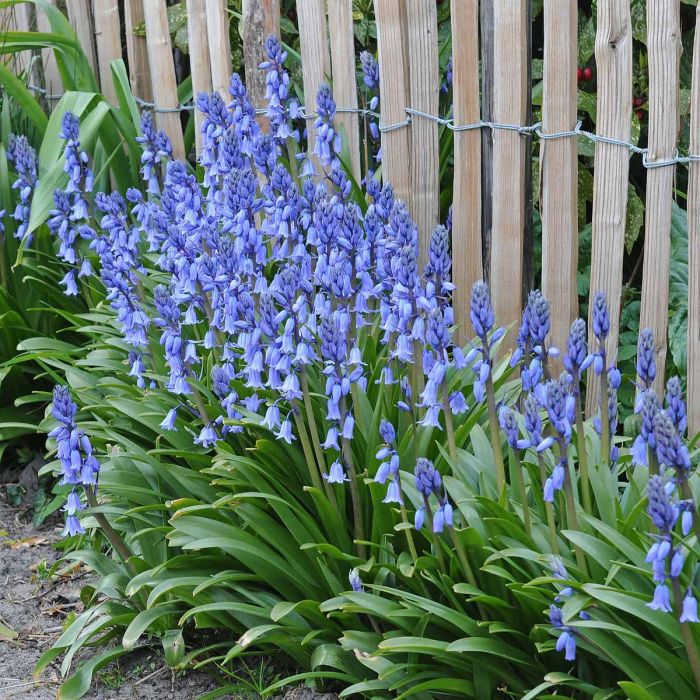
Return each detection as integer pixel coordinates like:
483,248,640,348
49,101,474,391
577,68,584,82
633,96,645,108
583,67,593,81
635,110,644,120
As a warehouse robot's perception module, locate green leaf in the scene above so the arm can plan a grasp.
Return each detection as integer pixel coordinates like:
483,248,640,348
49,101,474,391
122,604,181,649
625,184,644,254
0,63,47,137
57,646,130,700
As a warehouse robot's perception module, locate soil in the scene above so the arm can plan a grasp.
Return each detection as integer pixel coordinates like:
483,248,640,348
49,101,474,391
0,477,337,700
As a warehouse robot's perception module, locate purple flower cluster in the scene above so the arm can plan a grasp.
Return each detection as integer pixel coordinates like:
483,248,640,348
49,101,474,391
49,386,100,536
7,134,38,244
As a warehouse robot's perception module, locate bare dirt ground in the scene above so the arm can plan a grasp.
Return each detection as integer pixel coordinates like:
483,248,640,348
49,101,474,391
0,488,336,700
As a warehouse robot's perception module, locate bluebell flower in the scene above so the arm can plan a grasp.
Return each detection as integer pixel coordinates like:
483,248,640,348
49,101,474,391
313,84,341,167
510,304,531,369
260,35,300,142
161,407,178,431
441,56,453,95
194,423,219,448
424,225,452,295
498,405,519,449
415,458,442,497
592,290,610,341
276,416,295,444
543,375,574,441
549,605,577,661
360,50,379,92
649,583,673,612
680,590,699,623
7,134,38,243
637,328,656,389
432,499,453,533
63,514,86,537
654,410,691,472
645,474,684,614
632,390,659,466
470,281,495,339
527,289,551,348
519,392,554,452
665,377,687,435
135,110,172,194
49,386,100,536
550,557,574,600
60,112,93,218
359,50,380,145
325,458,347,484
348,568,364,592
228,73,260,156
563,318,593,376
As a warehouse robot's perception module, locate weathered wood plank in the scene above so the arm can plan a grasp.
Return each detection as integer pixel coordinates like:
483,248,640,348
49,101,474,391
541,0,578,353
143,0,186,160
585,0,633,416
407,0,440,269
639,0,681,394
490,0,528,341
373,0,411,205
328,0,361,181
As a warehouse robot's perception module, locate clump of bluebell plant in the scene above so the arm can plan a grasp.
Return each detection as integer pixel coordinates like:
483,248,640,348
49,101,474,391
38,34,700,686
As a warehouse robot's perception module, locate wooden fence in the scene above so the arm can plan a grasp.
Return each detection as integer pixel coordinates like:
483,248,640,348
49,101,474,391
4,1,700,432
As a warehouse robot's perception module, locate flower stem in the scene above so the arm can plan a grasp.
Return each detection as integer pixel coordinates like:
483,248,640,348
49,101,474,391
556,436,587,574
422,497,447,572
442,384,457,465
672,577,700,693
537,454,560,555
648,448,659,476
299,368,335,503
400,501,419,562
574,389,592,514
678,478,700,546
291,400,325,494
510,447,532,538
84,486,137,576
485,375,506,500
448,528,477,588
340,395,366,559
191,387,211,426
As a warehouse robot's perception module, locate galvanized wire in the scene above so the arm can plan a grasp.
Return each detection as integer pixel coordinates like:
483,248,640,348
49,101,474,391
25,83,699,169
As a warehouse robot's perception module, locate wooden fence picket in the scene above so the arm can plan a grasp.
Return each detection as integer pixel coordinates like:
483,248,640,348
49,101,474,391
206,0,232,100
541,0,578,354
143,0,186,160
66,0,97,78
489,0,528,343
373,0,411,205
93,0,121,105
328,0,361,181
243,0,281,130
585,1,633,416
407,0,440,269
124,0,152,104
450,0,482,342
186,0,212,156
35,0,62,105
688,6,700,434
639,1,681,394
296,0,331,175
